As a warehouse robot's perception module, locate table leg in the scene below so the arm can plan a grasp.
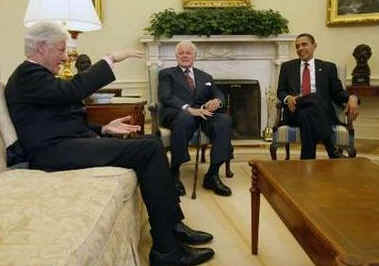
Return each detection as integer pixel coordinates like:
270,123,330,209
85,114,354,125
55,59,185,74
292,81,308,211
251,165,260,255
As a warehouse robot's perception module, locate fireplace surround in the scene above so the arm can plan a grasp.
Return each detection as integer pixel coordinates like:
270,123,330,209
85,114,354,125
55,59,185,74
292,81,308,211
141,34,296,136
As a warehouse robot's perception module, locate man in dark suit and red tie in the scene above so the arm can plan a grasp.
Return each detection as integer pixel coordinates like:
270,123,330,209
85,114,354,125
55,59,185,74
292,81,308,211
277,33,359,159
158,40,233,196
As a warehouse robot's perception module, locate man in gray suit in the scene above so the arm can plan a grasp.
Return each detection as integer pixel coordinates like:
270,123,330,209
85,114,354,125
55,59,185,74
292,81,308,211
158,40,233,196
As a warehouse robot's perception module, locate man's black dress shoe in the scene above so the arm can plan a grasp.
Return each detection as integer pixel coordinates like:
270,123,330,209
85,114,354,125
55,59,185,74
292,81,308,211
173,222,213,245
203,174,232,196
149,244,214,266
175,178,186,196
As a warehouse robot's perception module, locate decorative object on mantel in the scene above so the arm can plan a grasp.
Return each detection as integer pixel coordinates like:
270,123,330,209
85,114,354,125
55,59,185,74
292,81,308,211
145,7,289,38
183,0,250,8
352,44,372,86
263,87,277,142
327,0,379,26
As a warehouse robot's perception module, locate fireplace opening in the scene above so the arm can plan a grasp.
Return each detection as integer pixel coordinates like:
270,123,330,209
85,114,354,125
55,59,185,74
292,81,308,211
215,79,261,139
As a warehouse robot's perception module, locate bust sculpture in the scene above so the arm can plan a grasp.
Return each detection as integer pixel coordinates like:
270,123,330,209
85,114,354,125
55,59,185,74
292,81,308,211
352,44,372,86
75,54,92,73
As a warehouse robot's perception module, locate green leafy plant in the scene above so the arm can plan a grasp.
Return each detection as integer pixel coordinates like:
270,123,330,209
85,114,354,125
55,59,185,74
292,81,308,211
145,7,289,38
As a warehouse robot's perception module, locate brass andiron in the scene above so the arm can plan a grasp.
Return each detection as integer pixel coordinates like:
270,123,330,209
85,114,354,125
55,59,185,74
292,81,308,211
263,127,273,142
263,87,277,142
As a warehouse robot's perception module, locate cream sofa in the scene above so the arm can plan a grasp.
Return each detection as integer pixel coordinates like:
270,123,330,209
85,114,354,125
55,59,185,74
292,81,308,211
0,82,149,266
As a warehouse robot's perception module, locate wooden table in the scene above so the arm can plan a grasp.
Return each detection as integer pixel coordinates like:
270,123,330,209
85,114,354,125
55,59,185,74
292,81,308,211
86,98,147,135
249,158,379,266
347,85,379,97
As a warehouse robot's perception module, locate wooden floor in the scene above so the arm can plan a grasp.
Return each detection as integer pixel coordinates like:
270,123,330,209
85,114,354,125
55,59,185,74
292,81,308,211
139,96,379,266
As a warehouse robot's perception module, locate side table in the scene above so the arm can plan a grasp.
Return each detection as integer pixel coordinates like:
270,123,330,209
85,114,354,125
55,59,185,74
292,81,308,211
86,97,147,135
346,85,379,96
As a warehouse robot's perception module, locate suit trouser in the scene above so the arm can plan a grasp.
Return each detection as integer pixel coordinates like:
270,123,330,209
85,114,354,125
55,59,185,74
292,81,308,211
287,95,334,159
168,111,233,168
30,135,184,251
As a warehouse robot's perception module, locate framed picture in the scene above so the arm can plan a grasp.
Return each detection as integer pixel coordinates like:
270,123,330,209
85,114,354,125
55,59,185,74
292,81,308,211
183,0,251,8
92,0,103,21
327,0,379,25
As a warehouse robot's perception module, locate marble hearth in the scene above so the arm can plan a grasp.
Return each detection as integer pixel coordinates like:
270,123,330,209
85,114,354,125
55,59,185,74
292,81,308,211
140,35,296,136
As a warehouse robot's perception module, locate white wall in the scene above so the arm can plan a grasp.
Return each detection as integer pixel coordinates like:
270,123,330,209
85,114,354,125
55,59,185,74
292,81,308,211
1,0,378,87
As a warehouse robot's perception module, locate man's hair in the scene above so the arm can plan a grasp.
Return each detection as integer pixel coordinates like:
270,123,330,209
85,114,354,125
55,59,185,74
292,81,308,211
175,40,197,55
24,22,69,57
296,33,315,44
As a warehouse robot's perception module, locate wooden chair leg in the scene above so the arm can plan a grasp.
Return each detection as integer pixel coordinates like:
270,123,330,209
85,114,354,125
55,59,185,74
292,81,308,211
200,145,207,163
270,143,278,160
192,144,201,199
225,160,234,178
285,143,290,160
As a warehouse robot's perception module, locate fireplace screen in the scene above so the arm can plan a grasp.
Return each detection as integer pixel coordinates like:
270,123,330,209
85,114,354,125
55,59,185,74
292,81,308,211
215,79,261,139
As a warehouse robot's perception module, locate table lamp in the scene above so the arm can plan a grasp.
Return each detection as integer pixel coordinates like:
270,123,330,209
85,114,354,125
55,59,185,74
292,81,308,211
24,0,102,79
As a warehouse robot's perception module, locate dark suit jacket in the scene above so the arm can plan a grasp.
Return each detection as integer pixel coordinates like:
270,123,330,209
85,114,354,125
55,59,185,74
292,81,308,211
5,60,115,159
158,66,225,126
277,58,349,124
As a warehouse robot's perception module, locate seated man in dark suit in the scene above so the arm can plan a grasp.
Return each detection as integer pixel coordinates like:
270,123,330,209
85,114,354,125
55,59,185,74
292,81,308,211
158,40,233,196
277,33,359,159
5,22,214,266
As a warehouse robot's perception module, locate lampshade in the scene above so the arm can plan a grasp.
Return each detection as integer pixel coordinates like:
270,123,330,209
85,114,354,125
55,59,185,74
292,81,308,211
24,0,102,32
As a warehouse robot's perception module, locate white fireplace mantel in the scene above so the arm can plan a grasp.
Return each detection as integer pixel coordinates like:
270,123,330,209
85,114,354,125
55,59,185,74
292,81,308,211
140,34,296,135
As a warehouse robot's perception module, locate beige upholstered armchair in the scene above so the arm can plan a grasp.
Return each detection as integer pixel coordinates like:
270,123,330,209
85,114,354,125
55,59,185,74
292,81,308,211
0,82,148,266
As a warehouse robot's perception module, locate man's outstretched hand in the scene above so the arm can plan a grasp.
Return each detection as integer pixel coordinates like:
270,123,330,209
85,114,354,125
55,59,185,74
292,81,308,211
101,116,141,136
109,48,144,63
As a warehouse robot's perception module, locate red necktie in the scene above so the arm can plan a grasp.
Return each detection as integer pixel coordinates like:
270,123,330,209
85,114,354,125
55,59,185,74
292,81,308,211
302,62,311,96
184,68,195,92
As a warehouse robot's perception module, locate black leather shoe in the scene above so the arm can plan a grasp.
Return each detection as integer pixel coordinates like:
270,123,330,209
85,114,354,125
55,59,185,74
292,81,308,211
149,244,214,266
203,174,232,196
175,178,186,196
173,222,213,245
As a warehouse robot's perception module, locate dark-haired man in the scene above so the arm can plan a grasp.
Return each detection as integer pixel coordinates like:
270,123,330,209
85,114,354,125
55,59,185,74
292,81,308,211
277,33,359,159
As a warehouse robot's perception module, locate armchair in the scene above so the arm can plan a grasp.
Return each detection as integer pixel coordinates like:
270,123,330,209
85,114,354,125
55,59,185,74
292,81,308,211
149,103,233,199
269,101,356,160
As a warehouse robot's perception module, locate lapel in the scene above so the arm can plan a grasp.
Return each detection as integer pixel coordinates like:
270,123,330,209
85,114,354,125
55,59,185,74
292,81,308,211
293,59,301,94
193,68,202,90
315,59,324,95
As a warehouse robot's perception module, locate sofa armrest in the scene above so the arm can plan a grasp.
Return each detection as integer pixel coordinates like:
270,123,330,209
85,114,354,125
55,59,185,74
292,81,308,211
148,103,160,136
0,136,6,172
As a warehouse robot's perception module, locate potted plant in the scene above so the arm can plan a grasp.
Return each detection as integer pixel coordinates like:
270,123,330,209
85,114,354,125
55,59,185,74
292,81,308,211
145,7,289,38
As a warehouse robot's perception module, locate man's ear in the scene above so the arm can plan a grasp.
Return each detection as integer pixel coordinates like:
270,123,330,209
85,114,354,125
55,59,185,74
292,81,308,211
314,42,318,50
36,41,47,55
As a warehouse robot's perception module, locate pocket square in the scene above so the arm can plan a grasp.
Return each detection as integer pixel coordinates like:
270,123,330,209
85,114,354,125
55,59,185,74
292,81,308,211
205,82,212,86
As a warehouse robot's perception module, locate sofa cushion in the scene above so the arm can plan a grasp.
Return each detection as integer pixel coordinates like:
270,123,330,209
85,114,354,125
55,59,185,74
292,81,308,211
0,166,139,266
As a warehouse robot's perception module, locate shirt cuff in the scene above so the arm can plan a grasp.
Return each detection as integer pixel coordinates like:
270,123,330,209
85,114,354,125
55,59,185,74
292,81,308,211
103,56,114,69
283,96,290,104
182,104,189,110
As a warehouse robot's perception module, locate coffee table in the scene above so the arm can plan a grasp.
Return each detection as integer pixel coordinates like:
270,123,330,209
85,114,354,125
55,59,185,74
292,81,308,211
249,158,379,266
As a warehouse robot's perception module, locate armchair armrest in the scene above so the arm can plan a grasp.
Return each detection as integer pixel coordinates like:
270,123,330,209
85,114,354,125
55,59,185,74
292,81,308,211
272,101,284,129
148,103,160,136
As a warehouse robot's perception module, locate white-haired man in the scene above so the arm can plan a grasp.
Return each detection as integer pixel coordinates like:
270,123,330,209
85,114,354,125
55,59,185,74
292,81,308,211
158,40,233,197
6,22,214,266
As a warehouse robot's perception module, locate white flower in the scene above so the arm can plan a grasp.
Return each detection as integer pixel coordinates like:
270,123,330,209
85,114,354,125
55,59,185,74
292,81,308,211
205,82,212,86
